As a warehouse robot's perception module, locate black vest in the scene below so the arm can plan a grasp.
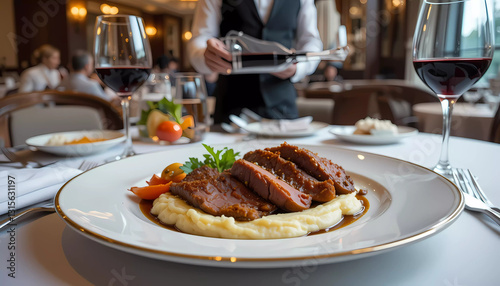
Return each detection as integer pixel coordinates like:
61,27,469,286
214,0,301,123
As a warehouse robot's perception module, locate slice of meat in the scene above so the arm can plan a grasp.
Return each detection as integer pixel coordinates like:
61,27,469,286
243,149,336,202
182,165,219,182
230,159,312,212
170,166,276,221
266,142,356,194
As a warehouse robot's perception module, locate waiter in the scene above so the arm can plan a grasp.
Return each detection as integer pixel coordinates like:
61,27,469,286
188,0,323,123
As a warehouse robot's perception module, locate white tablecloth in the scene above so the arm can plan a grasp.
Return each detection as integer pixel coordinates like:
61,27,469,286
413,102,496,141
0,129,499,285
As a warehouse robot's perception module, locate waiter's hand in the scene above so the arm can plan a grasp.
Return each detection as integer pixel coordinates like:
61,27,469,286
204,38,232,74
271,63,297,79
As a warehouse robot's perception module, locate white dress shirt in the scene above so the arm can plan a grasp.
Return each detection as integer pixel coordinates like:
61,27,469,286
58,73,112,101
188,0,323,83
19,64,61,92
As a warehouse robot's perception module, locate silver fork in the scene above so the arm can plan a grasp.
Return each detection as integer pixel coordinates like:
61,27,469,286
454,168,500,212
0,200,54,230
0,160,100,231
466,169,500,213
452,169,500,225
241,108,263,122
0,146,56,168
78,160,100,172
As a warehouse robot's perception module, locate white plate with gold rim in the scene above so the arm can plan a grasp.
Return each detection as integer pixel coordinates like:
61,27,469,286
26,130,125,156
330,126,419,145
55,143,463,268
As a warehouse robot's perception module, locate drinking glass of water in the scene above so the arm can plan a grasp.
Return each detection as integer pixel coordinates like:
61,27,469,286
174,73,210,142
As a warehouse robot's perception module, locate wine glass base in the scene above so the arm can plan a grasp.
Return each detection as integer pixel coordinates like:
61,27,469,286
113,147,135,161
432,164,453,179
113,153,135,161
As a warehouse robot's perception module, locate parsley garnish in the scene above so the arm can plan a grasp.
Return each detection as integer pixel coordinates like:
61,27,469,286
180,144,240,174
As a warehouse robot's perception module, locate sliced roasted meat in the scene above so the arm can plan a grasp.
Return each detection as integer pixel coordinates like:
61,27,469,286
266,142,356,194
170,166,276,221
182,165,219,182
230,159,312,212
243,149,336,202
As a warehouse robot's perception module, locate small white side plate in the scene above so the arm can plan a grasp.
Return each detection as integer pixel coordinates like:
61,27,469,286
330,126,418,145
26,130,125,156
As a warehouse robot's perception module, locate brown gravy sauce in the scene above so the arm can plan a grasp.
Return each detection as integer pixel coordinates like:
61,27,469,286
139,194,370,237
140,200,179,232
308,195,369,236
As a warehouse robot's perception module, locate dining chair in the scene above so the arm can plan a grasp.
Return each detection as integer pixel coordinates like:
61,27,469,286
296,96,334,124
489,104,500,143
304,80,438,127
304,86,378,125
0,90,123,147
375,84,438,127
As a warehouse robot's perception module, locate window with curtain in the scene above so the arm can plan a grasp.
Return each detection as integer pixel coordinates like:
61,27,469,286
479,0,500,84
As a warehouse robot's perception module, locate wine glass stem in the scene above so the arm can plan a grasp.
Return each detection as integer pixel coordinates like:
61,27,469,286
435,97,456,176
119,95,134,158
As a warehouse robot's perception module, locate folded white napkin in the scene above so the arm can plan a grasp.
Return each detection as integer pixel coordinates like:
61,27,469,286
0,166,82,215
261,116,313,133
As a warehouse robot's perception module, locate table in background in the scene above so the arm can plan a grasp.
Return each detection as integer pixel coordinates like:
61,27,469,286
0,85,7,98
413,102,496,141
0,76,19,98
0,129,499,285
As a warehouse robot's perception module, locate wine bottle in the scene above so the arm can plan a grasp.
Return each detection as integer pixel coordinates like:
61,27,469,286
222,31,348,74
231,48,349,74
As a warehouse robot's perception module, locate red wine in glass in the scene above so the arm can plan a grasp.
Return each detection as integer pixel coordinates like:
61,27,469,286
94,15,152,159
413,58,492,99
412,0,493,177
95,67,151,95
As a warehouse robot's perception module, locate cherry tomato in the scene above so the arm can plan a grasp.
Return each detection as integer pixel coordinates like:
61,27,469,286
156,121,182,142
161,163,186,182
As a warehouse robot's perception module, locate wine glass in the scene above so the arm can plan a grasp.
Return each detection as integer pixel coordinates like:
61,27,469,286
413,0,494,177
94,15,152,159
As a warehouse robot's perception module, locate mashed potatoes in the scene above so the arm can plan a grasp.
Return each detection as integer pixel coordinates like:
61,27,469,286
353,117,398,135
46,135,68,146
151,192,362,239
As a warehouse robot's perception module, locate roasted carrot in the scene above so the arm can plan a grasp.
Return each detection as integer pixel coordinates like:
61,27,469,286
147,174,169,186
129,182,172,200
